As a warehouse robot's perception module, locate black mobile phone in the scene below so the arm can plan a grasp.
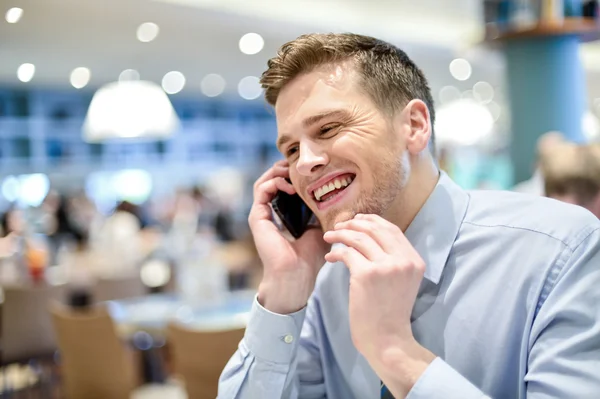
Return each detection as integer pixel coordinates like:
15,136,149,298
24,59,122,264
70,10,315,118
271,190,314,239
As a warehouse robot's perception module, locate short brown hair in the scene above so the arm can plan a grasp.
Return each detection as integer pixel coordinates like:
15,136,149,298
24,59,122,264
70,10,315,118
541,142,600,205
260,33,435,148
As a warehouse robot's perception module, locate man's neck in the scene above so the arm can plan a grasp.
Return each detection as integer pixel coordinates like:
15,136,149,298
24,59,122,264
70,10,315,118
384,160,440,232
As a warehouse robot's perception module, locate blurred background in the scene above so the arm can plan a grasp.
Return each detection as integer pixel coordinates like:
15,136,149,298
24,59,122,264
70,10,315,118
1,0,600,398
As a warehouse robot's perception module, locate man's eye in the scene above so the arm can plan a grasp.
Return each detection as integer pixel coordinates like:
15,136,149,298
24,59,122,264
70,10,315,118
319,124,340,136
286,146,299,157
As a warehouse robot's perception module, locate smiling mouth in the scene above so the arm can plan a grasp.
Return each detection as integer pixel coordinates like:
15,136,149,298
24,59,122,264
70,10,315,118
313,174,356,202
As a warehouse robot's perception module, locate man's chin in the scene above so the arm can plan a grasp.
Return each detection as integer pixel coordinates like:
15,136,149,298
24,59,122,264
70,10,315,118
319,209,357,232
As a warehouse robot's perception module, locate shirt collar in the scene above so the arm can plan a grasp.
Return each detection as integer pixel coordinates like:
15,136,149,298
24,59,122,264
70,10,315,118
404,172,469,284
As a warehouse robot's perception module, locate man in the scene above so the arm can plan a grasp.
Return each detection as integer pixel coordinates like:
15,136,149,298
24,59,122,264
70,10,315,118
219,33,600,398
541,141,600,218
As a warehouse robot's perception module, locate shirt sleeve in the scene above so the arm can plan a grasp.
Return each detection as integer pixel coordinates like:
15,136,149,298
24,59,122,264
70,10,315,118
407,227,600,399
218,294,327,399
524,227,600,398
405,357,491,399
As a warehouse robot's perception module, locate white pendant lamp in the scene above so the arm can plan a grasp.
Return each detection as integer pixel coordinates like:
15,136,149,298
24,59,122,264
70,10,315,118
82,80,180,142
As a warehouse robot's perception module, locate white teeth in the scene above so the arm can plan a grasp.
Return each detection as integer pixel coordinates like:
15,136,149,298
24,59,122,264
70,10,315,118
314,175,354,201
316,187,323,201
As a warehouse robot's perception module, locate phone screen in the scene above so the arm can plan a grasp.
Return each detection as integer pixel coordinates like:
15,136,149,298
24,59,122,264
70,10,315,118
271,190,314,239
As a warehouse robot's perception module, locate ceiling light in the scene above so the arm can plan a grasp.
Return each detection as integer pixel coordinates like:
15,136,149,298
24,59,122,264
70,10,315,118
83,81,180,142
112,169,153,205
449,58,472,81
462,90,474,100
239,33,264,55
238,76,262,100
1,176,19,202
119,69,140,82
435,99,494,146
201,74,226,97
5,7,23,23
583,111,600,140
473,81,494,104
18,174,50,208
17,63,35,83
439,86,461,104
137,22,159,43
486,101,502,122
161,71,185,94
70,67,91,89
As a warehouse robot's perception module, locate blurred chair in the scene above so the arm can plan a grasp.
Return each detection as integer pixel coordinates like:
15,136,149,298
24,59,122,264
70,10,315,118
93,274,146,302
167,323,244,399
49,303,140,399
2,283,67,364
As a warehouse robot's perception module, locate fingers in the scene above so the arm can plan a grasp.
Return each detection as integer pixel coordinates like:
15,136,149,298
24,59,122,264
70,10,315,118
253,160,294,204
333,214,401,254
324,245,369,272
253,160,289,190
249,162,295,226
254,176,295,205
323,229,381,261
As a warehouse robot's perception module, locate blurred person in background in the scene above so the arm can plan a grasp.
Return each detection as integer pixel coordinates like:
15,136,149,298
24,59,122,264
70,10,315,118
541,141,600,218
69,192,101,238
63,232,97,309
115,200,149,229
1,206,25,237
165,187,203,259
219,33,600,398
512,131,564,195
213,205,236,242
1,204,51,282
91,200,144,278
42,192,87,263
192,185,219,229
207,167,247,243
0,231,17,258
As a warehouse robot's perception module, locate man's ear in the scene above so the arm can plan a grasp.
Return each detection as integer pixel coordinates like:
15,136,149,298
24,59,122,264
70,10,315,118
404,99,431,155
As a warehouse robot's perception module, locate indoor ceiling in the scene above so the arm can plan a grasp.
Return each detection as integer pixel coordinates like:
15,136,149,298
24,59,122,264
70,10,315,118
0,0,498,98
1,0,600,107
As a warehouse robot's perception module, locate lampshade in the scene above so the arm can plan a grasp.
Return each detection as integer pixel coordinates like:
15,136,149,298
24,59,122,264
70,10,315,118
82,80,180,142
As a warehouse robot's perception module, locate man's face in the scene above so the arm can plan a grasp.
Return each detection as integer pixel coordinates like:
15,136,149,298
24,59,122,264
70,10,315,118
274,62,411,231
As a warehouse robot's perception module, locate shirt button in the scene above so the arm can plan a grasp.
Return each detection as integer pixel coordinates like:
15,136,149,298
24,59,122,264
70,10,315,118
283,334,294,344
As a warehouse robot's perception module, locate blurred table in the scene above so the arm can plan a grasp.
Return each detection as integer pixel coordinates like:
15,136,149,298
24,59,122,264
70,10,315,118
107,289,255,337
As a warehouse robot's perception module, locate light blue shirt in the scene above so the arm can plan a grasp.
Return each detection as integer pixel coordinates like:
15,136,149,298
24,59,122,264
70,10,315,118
219,173,600,398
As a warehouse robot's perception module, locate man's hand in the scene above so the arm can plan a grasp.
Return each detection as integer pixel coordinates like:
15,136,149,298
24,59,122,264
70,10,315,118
323,214,435,397
250,160,329,315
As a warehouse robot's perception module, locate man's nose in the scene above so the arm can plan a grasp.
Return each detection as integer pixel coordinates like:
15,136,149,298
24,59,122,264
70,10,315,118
296,141,328,176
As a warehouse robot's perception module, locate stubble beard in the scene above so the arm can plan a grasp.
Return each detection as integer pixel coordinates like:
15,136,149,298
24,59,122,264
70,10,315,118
319,154,407,232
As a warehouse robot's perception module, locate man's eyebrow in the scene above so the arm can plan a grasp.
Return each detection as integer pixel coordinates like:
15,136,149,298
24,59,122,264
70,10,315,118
301,110,350,129
276,134,292,151
277,109,351,150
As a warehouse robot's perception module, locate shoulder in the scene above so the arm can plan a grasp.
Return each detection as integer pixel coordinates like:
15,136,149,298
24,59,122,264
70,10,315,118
464,189,600,250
